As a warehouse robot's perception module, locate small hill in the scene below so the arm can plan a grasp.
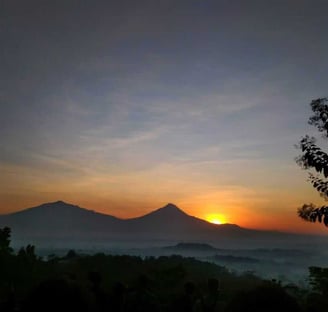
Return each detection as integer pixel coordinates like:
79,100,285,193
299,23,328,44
164,242,217,251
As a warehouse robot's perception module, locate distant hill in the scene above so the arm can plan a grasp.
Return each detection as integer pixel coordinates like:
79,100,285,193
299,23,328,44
164,242,217,251
0,201,310,248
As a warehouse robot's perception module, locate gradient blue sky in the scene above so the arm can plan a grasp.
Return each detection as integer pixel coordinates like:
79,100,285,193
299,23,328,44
1,0,328,233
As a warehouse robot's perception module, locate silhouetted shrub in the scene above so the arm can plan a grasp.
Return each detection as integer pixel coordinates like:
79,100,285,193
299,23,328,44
225,283,301,312
22,278,88,312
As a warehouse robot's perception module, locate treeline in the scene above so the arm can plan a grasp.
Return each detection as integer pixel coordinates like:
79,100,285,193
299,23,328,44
0,227,327,311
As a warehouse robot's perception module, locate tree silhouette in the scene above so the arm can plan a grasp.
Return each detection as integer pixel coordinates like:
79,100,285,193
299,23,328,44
18,244,38,263
296,97,328,226
0,226,13,255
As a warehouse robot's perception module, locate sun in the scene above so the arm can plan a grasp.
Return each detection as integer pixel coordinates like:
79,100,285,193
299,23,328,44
205,214,226,225
209,218,222,225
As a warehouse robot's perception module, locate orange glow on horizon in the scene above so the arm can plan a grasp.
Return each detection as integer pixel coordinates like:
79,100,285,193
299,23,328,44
205,213,227,225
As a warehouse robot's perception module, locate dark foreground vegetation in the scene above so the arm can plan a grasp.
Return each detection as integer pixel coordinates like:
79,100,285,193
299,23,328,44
1,227,327,311
296,97,328,227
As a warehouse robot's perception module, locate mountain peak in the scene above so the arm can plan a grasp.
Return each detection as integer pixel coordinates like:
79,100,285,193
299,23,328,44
7,200,88,217
47,200,75,206
163,203,180,210
39,200,80,210
53,200,68,205
149,203,188,217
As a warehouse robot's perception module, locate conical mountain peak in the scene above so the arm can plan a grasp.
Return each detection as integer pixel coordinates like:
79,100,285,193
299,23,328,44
148,203,189,217
163,203,180,210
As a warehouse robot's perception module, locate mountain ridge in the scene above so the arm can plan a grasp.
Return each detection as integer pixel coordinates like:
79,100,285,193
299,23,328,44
0,200,309,248
8,200,115,218
1,201,235,226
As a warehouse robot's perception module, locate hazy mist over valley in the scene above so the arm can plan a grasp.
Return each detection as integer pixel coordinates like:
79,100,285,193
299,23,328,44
1,201,327,284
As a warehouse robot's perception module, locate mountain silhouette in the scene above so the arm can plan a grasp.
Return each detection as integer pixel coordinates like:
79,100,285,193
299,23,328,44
143,203,189,218
0,201,123,242
0,201,301,248
125,203,242,237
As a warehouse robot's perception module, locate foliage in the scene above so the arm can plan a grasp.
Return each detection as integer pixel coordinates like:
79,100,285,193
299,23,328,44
18,244,36,258
308,266,328,295
297,204,328,226
225,282,301,312
1,226,326,311
303,267,328,312
0,227,270,311
296,97,328,226
0,226,13,255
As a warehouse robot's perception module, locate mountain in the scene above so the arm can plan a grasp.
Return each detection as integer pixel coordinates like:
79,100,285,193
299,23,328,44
0,201,123,241
125,203,244,237
0,201,308,248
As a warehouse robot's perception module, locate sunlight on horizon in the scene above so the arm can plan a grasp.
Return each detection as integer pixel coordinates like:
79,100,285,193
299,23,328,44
205,213,227,225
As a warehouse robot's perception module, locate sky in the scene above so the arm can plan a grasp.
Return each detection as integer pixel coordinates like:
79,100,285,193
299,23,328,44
1,0,328,234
